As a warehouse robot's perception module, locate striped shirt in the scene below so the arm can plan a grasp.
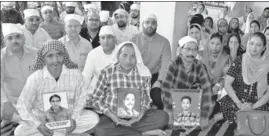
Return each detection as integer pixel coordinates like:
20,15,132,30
161,55,214,121
16,65,87,128
92,63,152,115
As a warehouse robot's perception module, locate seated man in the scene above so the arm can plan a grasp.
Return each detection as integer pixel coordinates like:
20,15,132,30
22,9,52,49
1,23,38,135
161,36,214,136
15,40,99,136
59,14,93,71
82,26,117,108
92,41,169,136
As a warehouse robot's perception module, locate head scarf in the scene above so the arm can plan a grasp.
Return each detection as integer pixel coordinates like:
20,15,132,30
178,36,197,48
31,40,78,71
99,25,115,37
100,10,110,22
24,9,40,19
130,4,140,11
64,14,84,25
112,9,129,23
262,26,269,60
142,13,158,22
242,40,269,99
2,23,23,37
245,12,255,34
41,5,54,13
111,41,151,77
217,18,228,33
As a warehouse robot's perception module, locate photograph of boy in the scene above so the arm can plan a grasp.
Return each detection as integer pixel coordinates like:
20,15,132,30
117,92,139,118
45,94,69,123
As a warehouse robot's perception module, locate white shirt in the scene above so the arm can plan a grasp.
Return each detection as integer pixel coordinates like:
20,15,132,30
59,35,93,71
82,46,116,94
112,24,139,45
16,65,87,128
22,25,52,49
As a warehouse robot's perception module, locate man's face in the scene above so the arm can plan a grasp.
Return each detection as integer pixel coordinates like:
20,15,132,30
100,34,115,50
65,20,81,37
87,14,100,31
142,18,157,36
42,9,54,21
181,99,191,111
66,6,75,14
130,9,139,18
181,42,198,63
4,33,25,52
123,93,135,110
218,21,228,34
24,16,41,31
209,37,222,54
118,45,137,72
197,4,204,14
44,50,64,70
250,23,260,33
263,9,269,18
50,97,61,109
115,13,127,28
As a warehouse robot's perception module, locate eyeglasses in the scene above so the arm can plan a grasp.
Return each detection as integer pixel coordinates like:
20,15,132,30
183,47,198,52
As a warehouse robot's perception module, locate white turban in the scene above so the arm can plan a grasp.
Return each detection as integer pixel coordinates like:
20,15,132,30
2,23,23,37
100,10,110,22
24,9,40,19
143,13,158,22
83,4,98,12
178,36,197,48
130,4,140,10
1,2,15,7
41,5,54,13
65,2,77,7
64,14,84,25
99,26,115,37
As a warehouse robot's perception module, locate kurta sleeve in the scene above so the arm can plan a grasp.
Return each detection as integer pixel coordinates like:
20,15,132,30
71,71,87,121
158,38,172,81
82,51,95,91
92,70,110,114
16,73,41,128
1,54,8,104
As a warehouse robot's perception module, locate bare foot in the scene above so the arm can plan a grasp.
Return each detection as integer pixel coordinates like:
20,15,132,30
142,129,167,136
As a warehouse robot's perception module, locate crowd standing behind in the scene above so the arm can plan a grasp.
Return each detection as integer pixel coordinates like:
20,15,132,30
1,1,269,136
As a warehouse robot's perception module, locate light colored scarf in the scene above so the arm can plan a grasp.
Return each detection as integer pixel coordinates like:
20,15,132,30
242,50,269,99
244,12,255,34
111,41,151,77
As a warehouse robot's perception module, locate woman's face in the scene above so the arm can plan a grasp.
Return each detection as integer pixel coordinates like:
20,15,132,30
229,36,240,54
231,19,239,29
209,37,222,54
205,19,213,28
124,93,135,110
189,27,201,41
250,23,260,33
50,97,60,109
264,29,269,45
181,98,191,111
218,21,228,34
248,13,255,22
247,36,266,57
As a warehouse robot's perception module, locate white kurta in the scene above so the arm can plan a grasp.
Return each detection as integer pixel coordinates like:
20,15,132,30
112,24,139,45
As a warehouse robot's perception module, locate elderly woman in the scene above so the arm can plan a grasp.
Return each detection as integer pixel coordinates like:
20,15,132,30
219,32,269,136
15,40,99,136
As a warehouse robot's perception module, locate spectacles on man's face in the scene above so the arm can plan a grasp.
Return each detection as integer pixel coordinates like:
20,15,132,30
183,47,198,53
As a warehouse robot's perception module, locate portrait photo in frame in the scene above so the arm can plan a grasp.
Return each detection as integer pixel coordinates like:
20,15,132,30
42,91,71,130
172,89,202,129
117,88,141,119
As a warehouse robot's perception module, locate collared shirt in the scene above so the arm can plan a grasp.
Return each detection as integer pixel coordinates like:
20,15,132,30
16,65,87,128
59,35,93,71
112,24,139,45
39,21,65,40
131,32,171,81
1,45,37,105
80,26,100,49
22,25,52,49
161,55,213,121
92,63,152,115
45,106,69,122
82,46,116,93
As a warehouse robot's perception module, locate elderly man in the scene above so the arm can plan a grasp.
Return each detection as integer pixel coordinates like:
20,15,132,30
22,9,51,49
112,9,139,45
40,5,65,39
161,36,214,136
80,10,101,49
15,40,99,136
1,2,23,24
131,14,171,110
1,23,37,135
83,26,117,96
59,14,93,71
92,41,169,136
258,7,269,31
60,2,83,23
129,4,140,28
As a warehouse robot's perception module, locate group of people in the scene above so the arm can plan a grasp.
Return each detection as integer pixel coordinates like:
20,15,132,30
1,1,269,136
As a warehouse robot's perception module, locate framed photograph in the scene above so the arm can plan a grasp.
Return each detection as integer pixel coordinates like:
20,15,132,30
172,89,202,129
42,91,71,130
117,88,141,119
